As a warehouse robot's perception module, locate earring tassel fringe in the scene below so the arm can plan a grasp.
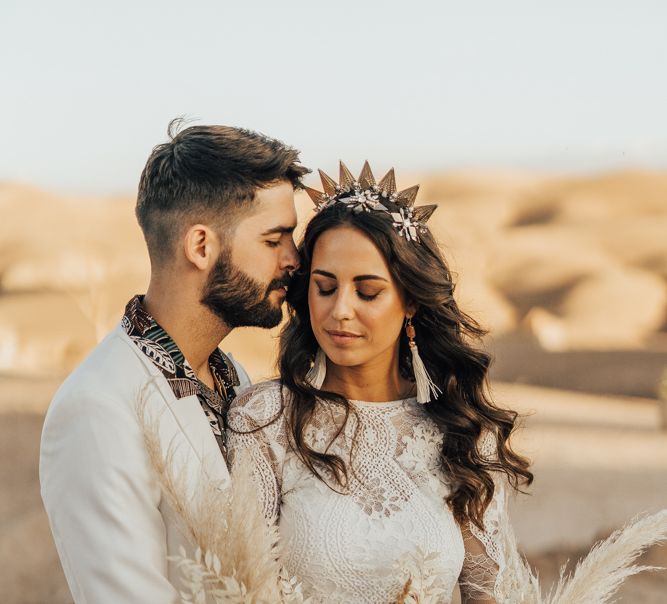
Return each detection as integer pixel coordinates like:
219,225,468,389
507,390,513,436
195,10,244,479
410,342,441,403
306,348,327,389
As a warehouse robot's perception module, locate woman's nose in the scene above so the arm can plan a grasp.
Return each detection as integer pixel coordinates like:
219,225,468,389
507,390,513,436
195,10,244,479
331,288,354,321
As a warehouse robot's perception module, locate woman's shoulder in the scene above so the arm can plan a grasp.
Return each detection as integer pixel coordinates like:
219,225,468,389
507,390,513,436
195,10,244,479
226,379,287,431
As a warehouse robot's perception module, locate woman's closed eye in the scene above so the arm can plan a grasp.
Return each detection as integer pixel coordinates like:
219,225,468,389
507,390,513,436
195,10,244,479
315,284,382,301
316,285,336,296
357,289,381,301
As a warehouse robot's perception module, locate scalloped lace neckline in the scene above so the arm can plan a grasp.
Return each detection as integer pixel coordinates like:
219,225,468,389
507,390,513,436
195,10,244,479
348,396,416,408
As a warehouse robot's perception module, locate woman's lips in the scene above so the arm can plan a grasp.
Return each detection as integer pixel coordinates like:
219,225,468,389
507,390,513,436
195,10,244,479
326,329,362,346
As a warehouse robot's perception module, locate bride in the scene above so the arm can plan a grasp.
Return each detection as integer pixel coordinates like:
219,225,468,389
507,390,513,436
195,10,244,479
226,162,533,603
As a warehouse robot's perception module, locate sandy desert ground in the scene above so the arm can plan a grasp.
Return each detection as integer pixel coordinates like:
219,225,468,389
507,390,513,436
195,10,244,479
1,169,666,602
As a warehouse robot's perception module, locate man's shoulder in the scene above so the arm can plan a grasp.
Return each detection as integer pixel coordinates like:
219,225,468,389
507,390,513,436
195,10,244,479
48,324,152,416
226,380,285,431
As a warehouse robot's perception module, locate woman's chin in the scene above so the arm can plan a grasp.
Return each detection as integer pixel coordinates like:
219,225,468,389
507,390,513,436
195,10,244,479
323,349,365,369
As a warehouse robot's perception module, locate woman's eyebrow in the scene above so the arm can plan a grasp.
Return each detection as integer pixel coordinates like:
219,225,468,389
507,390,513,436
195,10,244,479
353,275,388,282
312,269,336,279
311,269,388,283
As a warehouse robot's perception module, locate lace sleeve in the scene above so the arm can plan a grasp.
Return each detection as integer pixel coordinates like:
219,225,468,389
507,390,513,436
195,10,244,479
458,432,514,604
225,381,288,525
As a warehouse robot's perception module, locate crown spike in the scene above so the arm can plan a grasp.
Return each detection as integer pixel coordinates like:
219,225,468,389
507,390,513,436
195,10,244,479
413,204,438,224
318,169,338,197
358,161,376,189
395,184,420,207
304,186,326,207
378,168,397,197
339,161,356,191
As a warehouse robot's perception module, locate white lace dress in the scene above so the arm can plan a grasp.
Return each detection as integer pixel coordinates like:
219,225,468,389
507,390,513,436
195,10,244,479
226,381,513,604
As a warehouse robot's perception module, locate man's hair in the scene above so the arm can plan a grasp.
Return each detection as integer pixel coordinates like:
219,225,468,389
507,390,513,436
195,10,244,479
136,119,309,264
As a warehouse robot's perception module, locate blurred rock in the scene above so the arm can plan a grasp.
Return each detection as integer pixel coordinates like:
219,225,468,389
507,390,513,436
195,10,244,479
2,250,107,292
488,226,613,311
0,183,147,294
548,170,667,221
0,293,97,374
593,216,667,279
526,268,667,350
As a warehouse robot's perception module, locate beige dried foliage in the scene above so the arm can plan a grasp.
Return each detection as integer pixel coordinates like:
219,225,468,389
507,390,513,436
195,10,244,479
396,548,452,603
544,510,667,604
136,386,307,603
470,508,667,604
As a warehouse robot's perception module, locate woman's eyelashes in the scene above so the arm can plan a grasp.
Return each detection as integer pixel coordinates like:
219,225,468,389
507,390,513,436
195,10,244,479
357,290,380,301
314,283,381,301
315,285,336,297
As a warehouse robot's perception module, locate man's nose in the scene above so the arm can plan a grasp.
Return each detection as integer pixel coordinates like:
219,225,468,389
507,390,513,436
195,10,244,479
281,238,301,272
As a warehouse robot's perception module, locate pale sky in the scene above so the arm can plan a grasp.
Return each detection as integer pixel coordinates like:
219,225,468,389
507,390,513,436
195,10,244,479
2,0,667,195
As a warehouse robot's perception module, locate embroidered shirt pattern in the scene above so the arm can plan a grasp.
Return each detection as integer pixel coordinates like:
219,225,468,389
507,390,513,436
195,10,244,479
122,295,239,458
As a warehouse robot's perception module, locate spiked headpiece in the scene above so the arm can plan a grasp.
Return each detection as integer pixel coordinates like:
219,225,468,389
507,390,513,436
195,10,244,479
304,161,437,242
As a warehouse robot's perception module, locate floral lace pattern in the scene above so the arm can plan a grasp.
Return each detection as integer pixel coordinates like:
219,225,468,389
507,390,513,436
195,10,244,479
227,382,511,604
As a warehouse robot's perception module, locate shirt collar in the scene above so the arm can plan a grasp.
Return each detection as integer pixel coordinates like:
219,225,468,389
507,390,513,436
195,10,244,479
122,295,239,400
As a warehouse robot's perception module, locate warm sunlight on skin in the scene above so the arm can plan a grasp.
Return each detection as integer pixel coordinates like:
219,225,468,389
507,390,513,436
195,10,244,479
308,225,416,402
230,180,299,302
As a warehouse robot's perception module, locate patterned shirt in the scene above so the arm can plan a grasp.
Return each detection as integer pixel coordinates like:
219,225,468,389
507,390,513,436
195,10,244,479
122,295,239,459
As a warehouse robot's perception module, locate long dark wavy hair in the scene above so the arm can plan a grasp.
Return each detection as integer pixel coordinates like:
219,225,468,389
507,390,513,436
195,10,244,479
278,202,533,530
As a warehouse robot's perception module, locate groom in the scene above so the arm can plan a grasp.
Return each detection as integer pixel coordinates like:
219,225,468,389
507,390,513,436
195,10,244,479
40,121,308,602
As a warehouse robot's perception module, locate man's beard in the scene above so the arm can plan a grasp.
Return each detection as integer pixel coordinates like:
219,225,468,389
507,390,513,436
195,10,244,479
200,252,289,329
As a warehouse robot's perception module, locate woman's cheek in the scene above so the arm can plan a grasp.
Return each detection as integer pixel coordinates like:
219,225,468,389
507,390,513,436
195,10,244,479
311,298,329,331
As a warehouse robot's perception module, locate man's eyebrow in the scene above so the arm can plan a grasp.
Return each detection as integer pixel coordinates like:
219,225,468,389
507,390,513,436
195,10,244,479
311,270,388,283
261,225,296,236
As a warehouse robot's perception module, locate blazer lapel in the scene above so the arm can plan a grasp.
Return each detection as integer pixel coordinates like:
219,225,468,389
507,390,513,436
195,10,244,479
116,325,230,485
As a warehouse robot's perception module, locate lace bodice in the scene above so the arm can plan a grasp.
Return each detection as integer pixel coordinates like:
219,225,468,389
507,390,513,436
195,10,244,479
226,381,512,604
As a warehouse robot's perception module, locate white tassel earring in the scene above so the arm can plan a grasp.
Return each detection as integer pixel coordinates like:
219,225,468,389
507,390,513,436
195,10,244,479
406,317,441,404
306,347,327,389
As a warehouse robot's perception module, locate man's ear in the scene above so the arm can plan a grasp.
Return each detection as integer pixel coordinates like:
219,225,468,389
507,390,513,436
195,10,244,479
183,224,218,270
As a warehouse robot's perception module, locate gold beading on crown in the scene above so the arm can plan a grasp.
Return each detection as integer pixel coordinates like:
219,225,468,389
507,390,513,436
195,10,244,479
304,161,437,242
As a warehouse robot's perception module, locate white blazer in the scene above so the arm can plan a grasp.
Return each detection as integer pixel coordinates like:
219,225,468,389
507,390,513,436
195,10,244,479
40,324,251,604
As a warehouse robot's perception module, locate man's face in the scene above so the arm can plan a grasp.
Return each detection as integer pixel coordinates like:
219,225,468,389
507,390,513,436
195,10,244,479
201,180,299,328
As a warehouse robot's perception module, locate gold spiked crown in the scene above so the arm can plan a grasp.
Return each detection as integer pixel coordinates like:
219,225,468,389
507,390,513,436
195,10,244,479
304,161,437,242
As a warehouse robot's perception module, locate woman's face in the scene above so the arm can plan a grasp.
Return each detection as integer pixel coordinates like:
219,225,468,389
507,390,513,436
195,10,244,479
308,225,410,370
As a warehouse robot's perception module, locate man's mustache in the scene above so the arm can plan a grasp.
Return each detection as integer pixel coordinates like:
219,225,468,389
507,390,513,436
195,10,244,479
266,274,291,293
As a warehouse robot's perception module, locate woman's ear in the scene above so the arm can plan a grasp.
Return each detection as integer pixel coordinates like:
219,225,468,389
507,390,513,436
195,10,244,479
405,301,418,319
